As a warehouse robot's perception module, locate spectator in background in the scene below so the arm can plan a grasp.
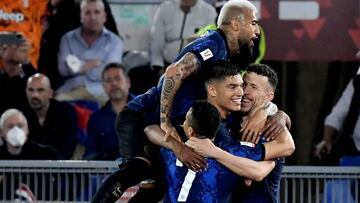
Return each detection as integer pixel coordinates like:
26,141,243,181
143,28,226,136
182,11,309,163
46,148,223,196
38,0,120,90
56,0,123,105
0,0,48,67
0,108,58,201
22,73,78,159
0,108,56,160
314,51,360,165
38,0,81,90
0,33,36,114
102,0,120,36
150,0,217,74
84,63,134,160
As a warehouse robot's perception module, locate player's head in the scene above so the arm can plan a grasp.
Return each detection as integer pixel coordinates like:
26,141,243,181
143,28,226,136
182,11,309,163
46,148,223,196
217,0,260,49
182,100,221,140
204,61,243,118
241,63,278,114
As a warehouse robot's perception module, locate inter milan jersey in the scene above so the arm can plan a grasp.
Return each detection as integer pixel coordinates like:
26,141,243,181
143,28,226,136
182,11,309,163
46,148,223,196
160,139,265,203
230,135,285,203
215,118,284,203
235,157,285,203
127,29,230,124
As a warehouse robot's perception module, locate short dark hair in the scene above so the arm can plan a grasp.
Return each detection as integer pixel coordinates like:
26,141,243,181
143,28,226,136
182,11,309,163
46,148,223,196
246,63,278,91
188,100,221,139
203,60,241,85
102,63,127,79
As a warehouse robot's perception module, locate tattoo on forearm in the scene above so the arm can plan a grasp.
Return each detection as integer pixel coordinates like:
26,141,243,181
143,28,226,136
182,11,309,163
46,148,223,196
160,117,166,123
178,53,200,77
160,105,167,114
160,53,199,125
163,76,175,101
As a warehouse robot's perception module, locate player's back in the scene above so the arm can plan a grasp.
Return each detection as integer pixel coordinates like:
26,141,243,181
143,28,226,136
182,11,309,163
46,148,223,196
160,148,238,203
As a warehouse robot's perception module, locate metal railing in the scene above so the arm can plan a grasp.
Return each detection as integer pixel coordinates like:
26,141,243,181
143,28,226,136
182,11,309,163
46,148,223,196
281,166,360,203
0,161,359,202
0,161,119,202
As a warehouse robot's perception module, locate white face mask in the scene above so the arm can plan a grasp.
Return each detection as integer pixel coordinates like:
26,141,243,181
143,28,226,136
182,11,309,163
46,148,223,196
6,126,26,147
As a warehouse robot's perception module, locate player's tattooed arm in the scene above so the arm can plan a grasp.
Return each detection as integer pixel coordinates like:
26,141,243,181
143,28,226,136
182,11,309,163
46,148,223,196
160,52,200,139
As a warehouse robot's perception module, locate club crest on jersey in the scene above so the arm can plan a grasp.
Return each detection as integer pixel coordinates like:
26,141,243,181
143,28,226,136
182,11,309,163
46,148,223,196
200,49,213,61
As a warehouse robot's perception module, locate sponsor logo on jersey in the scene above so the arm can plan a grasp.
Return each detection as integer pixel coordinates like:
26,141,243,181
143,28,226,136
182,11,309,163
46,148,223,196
240,141,255,148
0,10,25,23
200,48,213,61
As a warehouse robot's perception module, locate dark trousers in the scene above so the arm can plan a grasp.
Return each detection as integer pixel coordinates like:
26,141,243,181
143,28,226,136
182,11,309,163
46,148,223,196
91,158,163,203
116,107,148,160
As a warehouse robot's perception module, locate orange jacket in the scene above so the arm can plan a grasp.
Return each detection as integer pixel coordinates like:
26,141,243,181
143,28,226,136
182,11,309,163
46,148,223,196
0,0,48,68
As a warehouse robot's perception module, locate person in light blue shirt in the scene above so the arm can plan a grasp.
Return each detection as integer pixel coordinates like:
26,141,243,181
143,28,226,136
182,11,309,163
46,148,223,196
56,0,123,105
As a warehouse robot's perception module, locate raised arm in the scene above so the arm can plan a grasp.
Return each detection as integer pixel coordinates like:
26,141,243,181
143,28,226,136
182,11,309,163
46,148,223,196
160,52,200,138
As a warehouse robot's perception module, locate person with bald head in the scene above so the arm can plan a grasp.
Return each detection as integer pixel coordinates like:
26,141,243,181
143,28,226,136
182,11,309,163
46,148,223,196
22,73,78,159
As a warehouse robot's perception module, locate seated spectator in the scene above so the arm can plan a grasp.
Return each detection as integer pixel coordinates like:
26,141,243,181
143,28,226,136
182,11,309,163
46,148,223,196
38,0,81,90
0,0,48,67
0,108,56,159
0,33,36,114
38,0,120,90
0,109,57,201
56,0,123,105
84,63,134,160
150,0,217,74
22,73,78,159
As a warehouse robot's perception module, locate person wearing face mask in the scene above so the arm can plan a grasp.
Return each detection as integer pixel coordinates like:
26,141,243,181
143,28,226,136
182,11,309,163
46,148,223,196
0,109,57,201
0,108,56,159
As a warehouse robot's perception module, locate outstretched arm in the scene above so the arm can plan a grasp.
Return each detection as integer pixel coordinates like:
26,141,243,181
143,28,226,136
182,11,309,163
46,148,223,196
214,149,275,182
186,137,275,181
160,52,200,140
